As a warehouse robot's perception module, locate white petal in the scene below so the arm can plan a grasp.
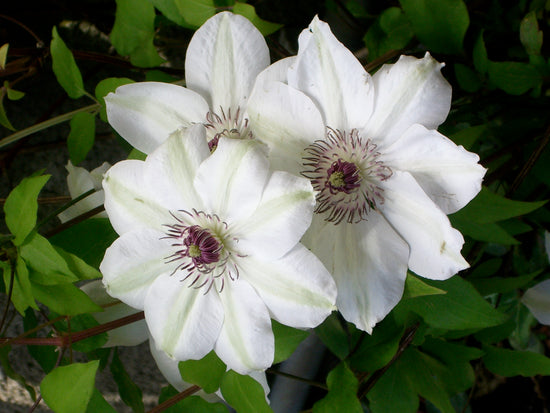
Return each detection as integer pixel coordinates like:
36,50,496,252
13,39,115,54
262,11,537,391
248,80,325,175
145,272,224,361
366,53,451,145
81,280,148,347
148,338,223,402
194,139,269,223
100,228,176,310
522,279,550,325
105,82,208,154
288,16,373,131
379,171,469,279
381,124,486,214
185,12,270,112
235,171,315,260
303,213,409,333
144,124,209,209
214,280,274,374
89,162,111,188
239,243,336,328
254,57,296,85
103,159,176,234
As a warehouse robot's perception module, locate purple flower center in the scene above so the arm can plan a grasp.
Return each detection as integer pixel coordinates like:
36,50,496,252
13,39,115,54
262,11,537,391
205,106,253,152
326,159,361,194
183,226,221,266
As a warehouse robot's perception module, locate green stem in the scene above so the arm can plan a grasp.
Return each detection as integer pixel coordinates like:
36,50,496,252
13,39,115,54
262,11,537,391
0,103,100,150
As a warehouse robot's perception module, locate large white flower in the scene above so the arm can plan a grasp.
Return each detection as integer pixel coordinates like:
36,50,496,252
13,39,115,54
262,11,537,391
247,17,486,333
105,11,269,155
99,124,336,374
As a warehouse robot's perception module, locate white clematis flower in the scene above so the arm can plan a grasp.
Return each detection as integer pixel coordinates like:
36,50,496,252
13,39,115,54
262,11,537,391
99,124,336,374
105,11,269,155
247,16,486,333
58,161,110,223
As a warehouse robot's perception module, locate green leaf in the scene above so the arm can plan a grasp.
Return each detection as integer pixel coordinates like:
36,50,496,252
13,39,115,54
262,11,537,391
32,282,102,315
50,218,118,269
473,31,489,74
149,0,190,27
315,312,350,359
95,77,134,122
454,63,482,93
0,43,8,69
220,371,272,413
68,112,96,165
272,320,310,364
364,7,413,60
488,61,542,95
483,345,550,376
3,258,37,314
55,247,102,280
0,94,15,131
402,272,446,299
233,2,282,36
86,388,118,413
313,363,362,413
178,351,226,394
471,272,540,296
20,232,77,284
0,345,37,401
3,174,50,245
450,217,519,245
398,0,469,54
54,313,108,353
396,276,508,331
451,187,546,224
158,387,228,413
110,0,164,67
23,309,59,373
174,0,216,27
41,361,99,413
520,11,543,56
4,81,25,100
51,27,85,99
110,349,144,413
449,125,487,150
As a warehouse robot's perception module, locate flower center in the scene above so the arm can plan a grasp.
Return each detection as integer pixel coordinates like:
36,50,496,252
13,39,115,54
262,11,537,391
302,128,392,224
205,106,253,152
164,209,243,293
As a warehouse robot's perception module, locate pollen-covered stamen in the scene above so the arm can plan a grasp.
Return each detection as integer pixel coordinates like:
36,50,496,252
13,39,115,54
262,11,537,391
163,209,244,293
302,128,393,224
204,106,253,152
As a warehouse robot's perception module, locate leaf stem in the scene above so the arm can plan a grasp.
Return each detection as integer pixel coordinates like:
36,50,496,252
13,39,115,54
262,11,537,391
0,103,100,150
266,368,328,391
147,385,201,413
36,188,96,229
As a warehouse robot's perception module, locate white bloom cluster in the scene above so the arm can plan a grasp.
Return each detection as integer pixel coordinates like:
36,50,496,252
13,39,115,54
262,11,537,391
88,11,485,379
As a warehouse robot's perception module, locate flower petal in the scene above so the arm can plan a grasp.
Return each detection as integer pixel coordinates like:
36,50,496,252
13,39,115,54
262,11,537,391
194,139,269,223
522,279,550,325
148,337,223,402
379,171,469,279
100,228,176,310
145,272,224,361
381,124,486,214
144,124,209,209
235,171,315,260
239,243,336,328
248,80,325,175
80,280,148,347
105,82,208,154
288,16,373,131
103,159,176,234
303,213,409,333
365,53,451,145
185,12,270,112
214,280,274,374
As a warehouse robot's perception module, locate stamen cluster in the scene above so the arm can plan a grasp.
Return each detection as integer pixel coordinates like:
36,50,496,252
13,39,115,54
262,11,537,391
302,128,393,224
205,106,253,152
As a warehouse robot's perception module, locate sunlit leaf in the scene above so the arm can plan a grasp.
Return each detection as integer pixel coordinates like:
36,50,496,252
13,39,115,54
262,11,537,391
0,43,8,69
51,27,86,99
86,388,118,413
68,112,96,165
179,351,226,394
272,320,310,364
312,363,362,413
32,282,103,315
41,361,99,413
95,77,135,122
220,371,272,413
174,0,216,27
233,2,282,36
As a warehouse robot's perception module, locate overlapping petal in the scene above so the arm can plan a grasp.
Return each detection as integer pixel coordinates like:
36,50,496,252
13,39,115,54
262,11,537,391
145,272,224,361
214,280,274,374
303,214,409,332
105,82,209,154
381,124,486,214
240,243,336,328
100,228,177,309
379,171,469,279
185,12,270,111
288,16,373,131
365,53,452,145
